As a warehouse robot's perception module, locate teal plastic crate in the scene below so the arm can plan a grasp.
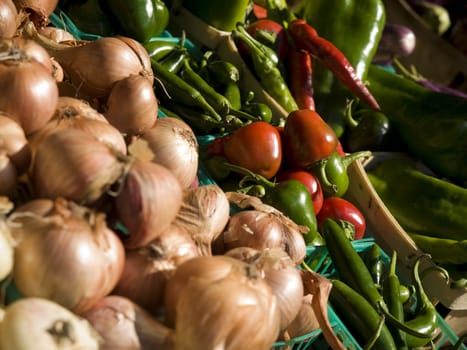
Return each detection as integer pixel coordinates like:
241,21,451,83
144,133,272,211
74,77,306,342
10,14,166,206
305,238,467,350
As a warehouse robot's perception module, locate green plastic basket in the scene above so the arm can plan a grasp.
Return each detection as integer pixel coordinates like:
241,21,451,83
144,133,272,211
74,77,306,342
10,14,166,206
305,238,467,350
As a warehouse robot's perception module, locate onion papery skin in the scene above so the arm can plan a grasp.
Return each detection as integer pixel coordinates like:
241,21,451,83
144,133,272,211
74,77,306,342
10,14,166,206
172,184,230,256
112,224,199,316
9,197,126,314
30,127,127,204
0,55,58,135
0,0,18,39
29,96,127,156
50,36,153,99
38,26,75,43
104,73,158,137
0,297,101,349
82,295,176,350
223,209,307,266
13,0,58,27
165,255,281,350
115,159,183,249
139,117,199,189
285,294,320,339
226,247,304,331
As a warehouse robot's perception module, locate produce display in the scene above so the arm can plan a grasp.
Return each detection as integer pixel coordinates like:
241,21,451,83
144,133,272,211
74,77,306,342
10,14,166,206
0,0,467,349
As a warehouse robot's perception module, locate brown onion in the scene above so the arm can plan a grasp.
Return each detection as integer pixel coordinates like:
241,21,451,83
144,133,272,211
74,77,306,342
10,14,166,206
0,297,101,349
0,0,18,39
114,159,183,249
136,117,199,189
104,73,158,136
30,127,127,204
164,255,281,350
112,224,199,316
82,295,175,350
0,114,29,174
225,247,304,331
12,0,58,27
23,22,153,98
172,184,230,256
30,96,127,156
0,39,58,135
9,197,126,314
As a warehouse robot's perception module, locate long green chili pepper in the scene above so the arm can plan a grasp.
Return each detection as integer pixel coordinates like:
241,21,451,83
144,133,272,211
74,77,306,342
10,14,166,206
233,23,298,114
403,254,439,348
382,251,408,350
151,59,222,121
330,279,397,350
321,218,385,310
180,58,232,117
205,60,240,85
157,46,190,74
223,82,242,110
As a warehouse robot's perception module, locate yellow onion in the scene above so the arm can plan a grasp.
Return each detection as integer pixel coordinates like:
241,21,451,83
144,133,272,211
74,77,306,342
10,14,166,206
0,115,30,174
114,159,183,249
29,127,127,204
0,0,19,39
0,297,101,349
112,224,199,316
29,96,127,156
9,197,126,314
12,0,58,27
23,22,153,99
172,184,230,256
164,255,281,350
225,247,304,331
137,117,199,189
104,73,158,136
0,38,58,135
81,295,175,350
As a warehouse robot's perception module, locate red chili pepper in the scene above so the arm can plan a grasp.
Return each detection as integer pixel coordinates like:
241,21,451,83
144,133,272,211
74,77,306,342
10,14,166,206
288,48,315,110
288,19,380,110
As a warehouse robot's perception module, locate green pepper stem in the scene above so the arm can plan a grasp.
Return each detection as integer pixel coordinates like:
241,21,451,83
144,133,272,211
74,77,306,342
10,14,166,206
229,108,261,122
341,150,372,168
219,161,277,189
344,99,359,128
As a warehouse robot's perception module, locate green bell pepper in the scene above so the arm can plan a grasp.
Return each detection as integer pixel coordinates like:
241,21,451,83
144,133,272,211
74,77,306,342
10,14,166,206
295,0,385,137
367,64,467,187
104,0,169,42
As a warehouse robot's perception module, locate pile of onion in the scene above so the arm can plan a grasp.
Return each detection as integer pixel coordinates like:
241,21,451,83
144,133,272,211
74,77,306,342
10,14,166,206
164,255,281,350
8,197,125,314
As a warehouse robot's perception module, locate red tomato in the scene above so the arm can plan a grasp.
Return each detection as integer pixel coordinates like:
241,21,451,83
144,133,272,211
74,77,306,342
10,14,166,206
317,197,366,240
276,169,324,215
252,4,268,19
283,109,338,169
207,121,282,179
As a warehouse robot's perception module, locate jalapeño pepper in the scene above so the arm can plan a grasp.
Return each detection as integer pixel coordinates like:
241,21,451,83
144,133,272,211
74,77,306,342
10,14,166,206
294,0,386,137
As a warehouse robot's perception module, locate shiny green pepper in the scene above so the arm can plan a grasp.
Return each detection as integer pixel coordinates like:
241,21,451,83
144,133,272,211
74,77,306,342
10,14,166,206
104,0,169,42
311,150,371,197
